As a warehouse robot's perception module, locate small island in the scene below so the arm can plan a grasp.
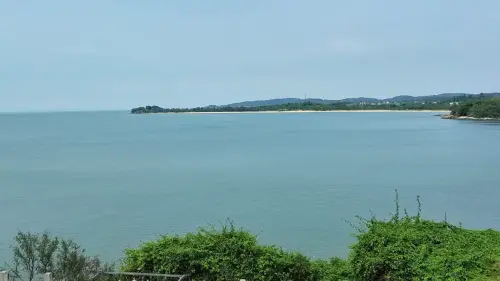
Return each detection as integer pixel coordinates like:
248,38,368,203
442,97,500,120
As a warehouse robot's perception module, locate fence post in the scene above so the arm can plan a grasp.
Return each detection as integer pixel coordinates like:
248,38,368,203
0,271,8,281
44,273,53,281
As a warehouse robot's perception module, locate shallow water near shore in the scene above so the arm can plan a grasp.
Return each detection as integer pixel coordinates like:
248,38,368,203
1,111,500,262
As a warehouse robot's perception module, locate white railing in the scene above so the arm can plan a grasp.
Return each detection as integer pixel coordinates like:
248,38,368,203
93,272,190,281
0,272,247,281
0,272,53,281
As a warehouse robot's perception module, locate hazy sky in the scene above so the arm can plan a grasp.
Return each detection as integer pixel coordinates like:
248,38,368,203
1,1,499,112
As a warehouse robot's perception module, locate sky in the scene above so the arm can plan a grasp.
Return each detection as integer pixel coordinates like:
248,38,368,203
1,1,499,112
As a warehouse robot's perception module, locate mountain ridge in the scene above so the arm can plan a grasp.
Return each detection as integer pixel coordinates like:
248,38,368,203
224,92,500,107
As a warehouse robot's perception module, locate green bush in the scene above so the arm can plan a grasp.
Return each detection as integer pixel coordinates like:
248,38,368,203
9,193,500,281
122,221,316,281
348,194,500,281
121,195,500,281
311,257,350,281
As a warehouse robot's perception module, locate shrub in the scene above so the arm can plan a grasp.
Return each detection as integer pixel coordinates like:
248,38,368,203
311,257,350,281
11,193,500,281
122,221,316,281
348,193,500,280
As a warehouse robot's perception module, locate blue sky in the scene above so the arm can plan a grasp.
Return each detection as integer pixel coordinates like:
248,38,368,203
1,1,499,112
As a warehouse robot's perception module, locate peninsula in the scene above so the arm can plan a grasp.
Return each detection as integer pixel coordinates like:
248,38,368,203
131,92,500,114
442,96,500,120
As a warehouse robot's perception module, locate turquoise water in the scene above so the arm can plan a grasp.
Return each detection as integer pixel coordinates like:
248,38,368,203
1,111,500,263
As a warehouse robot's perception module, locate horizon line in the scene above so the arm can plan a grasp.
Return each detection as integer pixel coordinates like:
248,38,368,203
2,92,497,114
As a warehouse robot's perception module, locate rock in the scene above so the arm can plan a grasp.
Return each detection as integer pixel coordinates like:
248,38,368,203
441,114,499,121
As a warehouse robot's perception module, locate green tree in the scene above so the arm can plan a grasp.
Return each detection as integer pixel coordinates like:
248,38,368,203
469,98,500,118
36,232,59,274
6,231,112,281
11,231,39,281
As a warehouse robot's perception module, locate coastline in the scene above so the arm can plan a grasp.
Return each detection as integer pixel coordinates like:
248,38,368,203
441,114,499,121
138,110,450,115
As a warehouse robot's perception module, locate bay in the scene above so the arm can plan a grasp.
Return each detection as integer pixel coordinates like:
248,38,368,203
1,111,499,262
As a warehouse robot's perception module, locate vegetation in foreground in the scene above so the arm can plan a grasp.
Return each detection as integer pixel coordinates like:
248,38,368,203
1,232,113,281
4,193,500,281
450,97,500,119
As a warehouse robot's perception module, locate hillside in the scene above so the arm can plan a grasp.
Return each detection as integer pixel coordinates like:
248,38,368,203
131,101,450,114
131,92,500,114
224,92,500,107
226,98,336,107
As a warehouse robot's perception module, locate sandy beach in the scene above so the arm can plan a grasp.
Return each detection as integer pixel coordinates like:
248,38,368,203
165,110,451,115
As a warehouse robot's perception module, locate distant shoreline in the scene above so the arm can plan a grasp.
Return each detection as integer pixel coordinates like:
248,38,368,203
137,110,450,115
441,114,500,121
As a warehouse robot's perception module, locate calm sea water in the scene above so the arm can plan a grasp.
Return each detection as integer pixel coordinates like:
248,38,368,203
1,111,500,262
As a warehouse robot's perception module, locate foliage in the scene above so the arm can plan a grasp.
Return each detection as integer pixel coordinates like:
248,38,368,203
450,101,475,116
8,192,500,281
11,231,40,281
131,93,500,114
311,258,350,281
5,231,113,281
451,98,500,118
470,98,500,118
348,192,500,281
131,100,452,114
122,220,315,281
122,194,500,281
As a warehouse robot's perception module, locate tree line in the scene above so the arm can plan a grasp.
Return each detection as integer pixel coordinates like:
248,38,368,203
131,101,451,114
450,97,500,118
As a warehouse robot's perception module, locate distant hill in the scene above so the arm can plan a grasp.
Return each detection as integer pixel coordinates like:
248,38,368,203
132,92,500,114
223,93,500,107
226,98,336,107
341,97,380,103
388,93,468,102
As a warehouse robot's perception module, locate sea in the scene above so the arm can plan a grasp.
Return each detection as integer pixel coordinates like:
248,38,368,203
1,111,499,263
